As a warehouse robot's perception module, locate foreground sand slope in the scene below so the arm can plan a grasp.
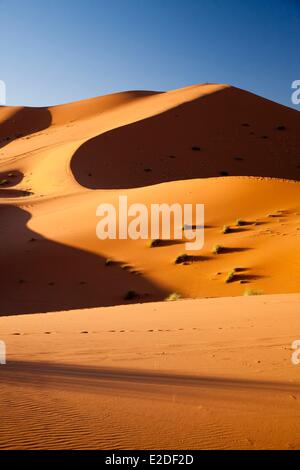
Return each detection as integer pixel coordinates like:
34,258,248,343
0,294,299,450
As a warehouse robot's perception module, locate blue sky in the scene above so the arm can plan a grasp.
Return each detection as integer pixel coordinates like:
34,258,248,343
0,0,299,108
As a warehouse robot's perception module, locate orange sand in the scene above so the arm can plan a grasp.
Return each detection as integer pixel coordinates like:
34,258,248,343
0,295,300,450
0,84,299,449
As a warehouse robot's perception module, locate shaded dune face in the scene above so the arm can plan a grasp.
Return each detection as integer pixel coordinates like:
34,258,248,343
71,87,300,189
0,205,168,315
0,170,31,198
0,107,52,150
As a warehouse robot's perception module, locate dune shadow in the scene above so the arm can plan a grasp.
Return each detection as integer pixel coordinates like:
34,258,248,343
149,239,185,248
229,227,249,233
218,247,250,254
0,189,32,198
0,170,24,187
0,205,169,316
0,107,52,149
233,273,264,283
2,360,300,399
70,86,300,189
253,221,269,226
175,254,210,264
0,171,32,198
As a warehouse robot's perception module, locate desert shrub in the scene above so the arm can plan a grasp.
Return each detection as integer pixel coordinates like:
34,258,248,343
225,269,236,283
222,225,231,234
165,292,181,301
244,289,263,296
105,258,113,266
212,244,223,254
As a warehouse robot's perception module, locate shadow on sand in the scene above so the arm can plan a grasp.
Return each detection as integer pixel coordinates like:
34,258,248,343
2,360,300,398
70,86,300,189
0,170,32,198
0,205,169,316
0,107,52,149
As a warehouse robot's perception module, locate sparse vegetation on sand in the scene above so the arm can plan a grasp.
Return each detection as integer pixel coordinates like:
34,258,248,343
105,258,113,266
244,289,264,296
212,244,223,254
165,292,181,301
222,225,231,234
225,269,236,283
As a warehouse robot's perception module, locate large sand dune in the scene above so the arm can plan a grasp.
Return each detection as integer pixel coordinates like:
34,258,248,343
0,84,299,449
0,84,299,314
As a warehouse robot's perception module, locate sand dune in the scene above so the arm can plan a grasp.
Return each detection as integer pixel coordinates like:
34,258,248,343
0,294,300,450
1,84,300,190
0,84,299,449
0,84,299,314
0,177,299,314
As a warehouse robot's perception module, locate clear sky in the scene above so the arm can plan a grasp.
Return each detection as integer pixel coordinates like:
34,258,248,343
0,0,299,108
